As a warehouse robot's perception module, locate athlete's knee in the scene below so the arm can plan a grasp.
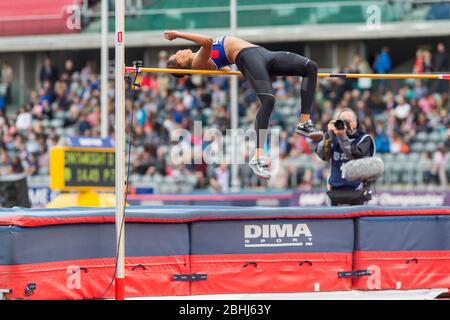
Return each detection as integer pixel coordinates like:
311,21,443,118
258,93,275,105
305,59,318,76
258,93,276,110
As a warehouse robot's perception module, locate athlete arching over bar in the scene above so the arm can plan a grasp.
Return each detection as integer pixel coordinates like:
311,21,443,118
164,30,323,179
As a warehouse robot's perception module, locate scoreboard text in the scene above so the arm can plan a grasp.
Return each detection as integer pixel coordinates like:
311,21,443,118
50,147,115,191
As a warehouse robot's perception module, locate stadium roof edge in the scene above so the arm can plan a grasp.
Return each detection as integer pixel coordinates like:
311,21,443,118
0,21,449,52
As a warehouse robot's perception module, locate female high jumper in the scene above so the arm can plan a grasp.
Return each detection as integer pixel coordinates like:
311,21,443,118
164,30,322,179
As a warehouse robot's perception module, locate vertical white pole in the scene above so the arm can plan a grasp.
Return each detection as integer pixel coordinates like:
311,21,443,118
230,0,240,191
101,0,109,138
114,0,126,300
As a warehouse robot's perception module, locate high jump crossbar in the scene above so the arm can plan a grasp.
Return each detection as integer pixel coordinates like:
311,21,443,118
125,66,450,80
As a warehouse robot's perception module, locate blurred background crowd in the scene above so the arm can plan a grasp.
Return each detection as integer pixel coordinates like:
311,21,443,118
1,43,449,192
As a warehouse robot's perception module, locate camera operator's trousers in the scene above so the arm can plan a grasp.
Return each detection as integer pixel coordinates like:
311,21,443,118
327,186,372,206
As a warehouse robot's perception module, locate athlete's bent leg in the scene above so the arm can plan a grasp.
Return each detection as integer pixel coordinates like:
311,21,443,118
268,52,323,141
236,47,275,179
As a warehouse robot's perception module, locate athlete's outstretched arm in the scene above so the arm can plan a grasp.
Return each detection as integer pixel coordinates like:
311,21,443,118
164,30,213,48
165,30,215,69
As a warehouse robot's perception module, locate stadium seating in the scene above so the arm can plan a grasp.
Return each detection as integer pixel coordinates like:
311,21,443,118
83,0,401,33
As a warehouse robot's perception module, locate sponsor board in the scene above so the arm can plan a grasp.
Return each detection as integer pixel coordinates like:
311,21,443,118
28,187,59,207
27,187,450,207
244,223,313,247
294,191,449,207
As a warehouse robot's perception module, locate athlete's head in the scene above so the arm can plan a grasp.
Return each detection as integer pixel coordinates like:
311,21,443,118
167,49,194,78
337,108,358,134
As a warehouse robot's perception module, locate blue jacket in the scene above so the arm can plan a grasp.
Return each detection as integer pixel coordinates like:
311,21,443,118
373,52,392,74
316,129,375,189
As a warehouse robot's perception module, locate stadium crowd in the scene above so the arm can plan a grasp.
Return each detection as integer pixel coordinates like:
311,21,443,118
0,43,449,191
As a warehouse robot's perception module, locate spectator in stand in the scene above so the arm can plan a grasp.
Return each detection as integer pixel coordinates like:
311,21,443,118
445,125,450,150
0,109,9,134
53,80,71,111
434,43,448,71
209,163,230,193
81,61,94,85
373,47,392,74
211,84,227,108
355,100,369,121
11,155,24,174
268,153,289,189
374,121,390,153
390,132,409,154
373,47,392,93
24,152,39,176
279,130,291,157
133,144,154,175
38,140,49,173
215,105,230,133
416,112,432,133
26,132,40,154
434,43,449,93
39,57,59,85
413,49,425,74
393,95,411,121
421,151,434,185
237,153,256,188
15,105,33,132
46,131,59,150
414,79,428,100
158,50,168,69
64,104,80,127
76,113,92,136
40,80,55,105
418,91,437,114
171,163,191,179
298,169,313,191
1,61,14,107
152,146,167,176
0,150,13,175
383,91,396,114
191,154,209,189
63,59,75,79
350,54,373,74
431,143,449,188
422,50,433,73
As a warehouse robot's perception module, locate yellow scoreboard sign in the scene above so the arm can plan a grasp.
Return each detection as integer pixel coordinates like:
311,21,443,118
50,146,115,191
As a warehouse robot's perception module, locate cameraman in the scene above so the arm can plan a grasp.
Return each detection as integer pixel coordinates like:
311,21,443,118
316,108,375,206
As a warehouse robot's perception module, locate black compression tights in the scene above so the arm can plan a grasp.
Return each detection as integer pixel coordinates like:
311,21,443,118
235,46,318,149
